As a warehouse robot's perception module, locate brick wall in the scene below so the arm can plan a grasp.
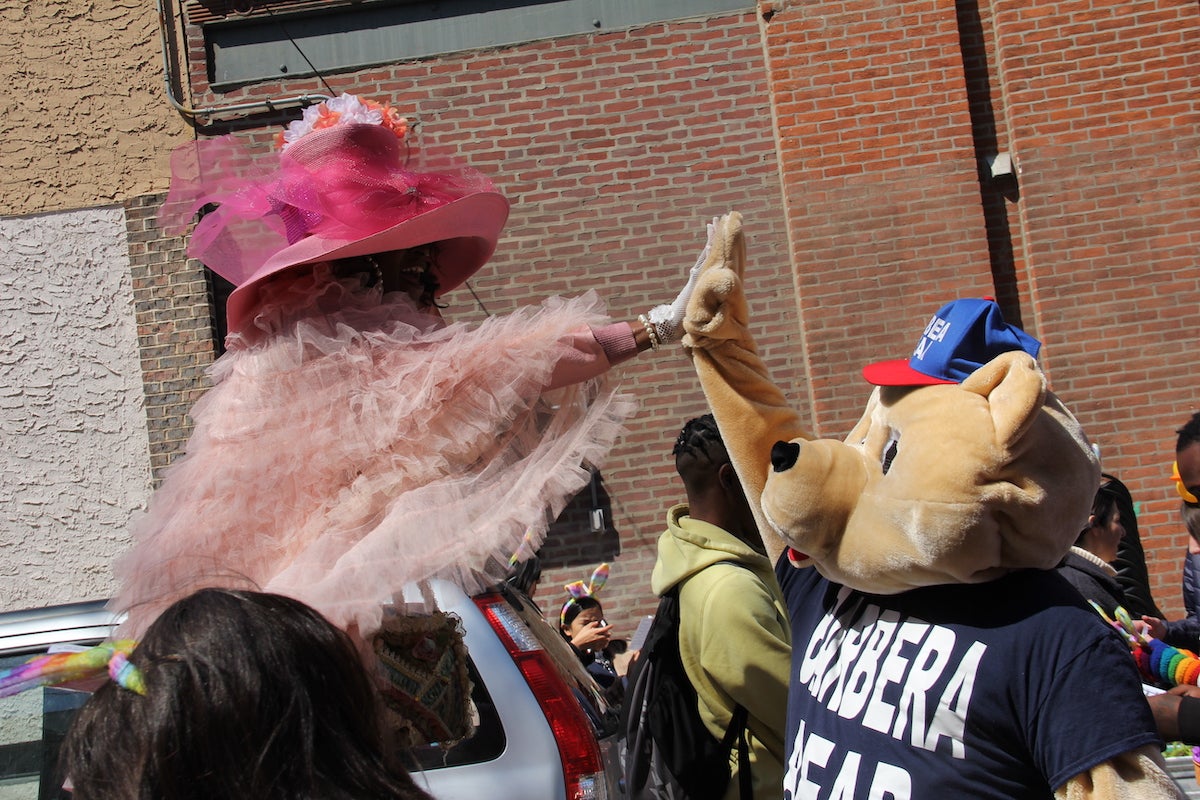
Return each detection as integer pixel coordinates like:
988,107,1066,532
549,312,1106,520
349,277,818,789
761,0,998,434
144,1,1200,633
757,0,1200,618
984,0,1200,614
125,194,218,485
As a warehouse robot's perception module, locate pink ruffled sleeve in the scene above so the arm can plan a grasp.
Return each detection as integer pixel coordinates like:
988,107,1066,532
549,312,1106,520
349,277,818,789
548,323,638,389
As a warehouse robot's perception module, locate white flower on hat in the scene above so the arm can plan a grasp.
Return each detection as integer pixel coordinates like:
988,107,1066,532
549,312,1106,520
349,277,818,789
279,93,409,150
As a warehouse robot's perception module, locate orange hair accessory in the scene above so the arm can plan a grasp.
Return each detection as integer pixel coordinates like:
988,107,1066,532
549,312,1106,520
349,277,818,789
1172,461,1198,504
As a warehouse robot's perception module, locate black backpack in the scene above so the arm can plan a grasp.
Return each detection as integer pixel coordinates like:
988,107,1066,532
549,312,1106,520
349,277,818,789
620,577,751,800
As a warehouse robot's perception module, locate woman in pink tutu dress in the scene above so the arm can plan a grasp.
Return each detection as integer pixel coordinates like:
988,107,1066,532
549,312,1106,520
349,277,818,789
114,94,708,644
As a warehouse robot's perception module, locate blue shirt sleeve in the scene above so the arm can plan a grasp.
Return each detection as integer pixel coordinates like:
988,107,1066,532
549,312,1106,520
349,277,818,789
1029,623,1162,790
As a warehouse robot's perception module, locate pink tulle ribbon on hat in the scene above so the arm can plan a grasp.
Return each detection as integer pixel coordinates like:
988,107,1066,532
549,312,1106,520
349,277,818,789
158,137,288,287
271,159,477,246
156,93,495,290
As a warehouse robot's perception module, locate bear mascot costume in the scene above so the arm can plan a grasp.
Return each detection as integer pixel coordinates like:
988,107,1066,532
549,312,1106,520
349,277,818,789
681,212,1183,799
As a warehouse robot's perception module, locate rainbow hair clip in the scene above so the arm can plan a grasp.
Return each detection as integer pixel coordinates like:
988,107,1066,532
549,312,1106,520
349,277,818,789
0,639,145,699
560,562,610,626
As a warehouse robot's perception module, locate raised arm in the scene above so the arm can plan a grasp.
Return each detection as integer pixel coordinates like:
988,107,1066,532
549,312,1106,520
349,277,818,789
682,213,807,565
546,223,717,389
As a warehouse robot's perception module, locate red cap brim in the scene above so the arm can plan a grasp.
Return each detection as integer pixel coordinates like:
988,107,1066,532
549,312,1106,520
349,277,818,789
862,358,957,387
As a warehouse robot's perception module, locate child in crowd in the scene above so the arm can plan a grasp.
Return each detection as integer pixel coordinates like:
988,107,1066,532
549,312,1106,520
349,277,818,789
561,594,619,689
558,563,624,691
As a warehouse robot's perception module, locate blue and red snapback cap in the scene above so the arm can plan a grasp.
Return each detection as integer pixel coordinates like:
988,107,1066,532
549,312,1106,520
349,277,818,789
862,298,1041,386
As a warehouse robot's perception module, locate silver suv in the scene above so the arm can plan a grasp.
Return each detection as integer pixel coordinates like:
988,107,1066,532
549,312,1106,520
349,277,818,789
0,580,621,800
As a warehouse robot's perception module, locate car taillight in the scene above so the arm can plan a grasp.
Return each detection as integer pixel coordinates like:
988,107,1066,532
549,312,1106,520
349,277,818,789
474,593,608,800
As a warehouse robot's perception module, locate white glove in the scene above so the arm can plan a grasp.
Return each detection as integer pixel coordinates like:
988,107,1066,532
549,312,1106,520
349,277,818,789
644,217,717,345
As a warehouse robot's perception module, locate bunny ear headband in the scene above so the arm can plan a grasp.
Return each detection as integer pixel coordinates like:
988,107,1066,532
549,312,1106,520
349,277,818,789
0,640,146,699
560,563,610,626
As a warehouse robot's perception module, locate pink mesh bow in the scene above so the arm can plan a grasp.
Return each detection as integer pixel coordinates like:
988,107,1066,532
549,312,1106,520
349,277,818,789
157,127,494,289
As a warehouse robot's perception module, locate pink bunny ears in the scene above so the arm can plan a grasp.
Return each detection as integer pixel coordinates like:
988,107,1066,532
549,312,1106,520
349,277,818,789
564,562,610,599
560,563,610,626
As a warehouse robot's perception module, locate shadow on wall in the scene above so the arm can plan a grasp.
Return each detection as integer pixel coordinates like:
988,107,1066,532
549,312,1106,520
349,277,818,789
539,470,621,570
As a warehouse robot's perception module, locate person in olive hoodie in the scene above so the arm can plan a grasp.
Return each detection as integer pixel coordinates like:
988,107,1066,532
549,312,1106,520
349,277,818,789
650,414,792,800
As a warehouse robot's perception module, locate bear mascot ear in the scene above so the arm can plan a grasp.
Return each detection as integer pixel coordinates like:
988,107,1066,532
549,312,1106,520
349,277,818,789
959,350,1046,448
936,349,1099,583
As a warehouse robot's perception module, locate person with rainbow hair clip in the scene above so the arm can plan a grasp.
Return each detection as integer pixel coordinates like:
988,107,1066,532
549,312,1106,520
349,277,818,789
2,587,432,800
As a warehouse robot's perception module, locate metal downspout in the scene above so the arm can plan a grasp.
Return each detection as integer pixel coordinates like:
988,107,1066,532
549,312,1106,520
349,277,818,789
156,0,329,120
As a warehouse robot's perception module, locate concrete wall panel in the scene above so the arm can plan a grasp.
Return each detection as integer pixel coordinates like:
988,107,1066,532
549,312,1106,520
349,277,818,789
0,207,151,611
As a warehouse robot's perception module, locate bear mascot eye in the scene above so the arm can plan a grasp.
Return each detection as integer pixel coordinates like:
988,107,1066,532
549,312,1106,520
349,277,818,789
881,434,899,474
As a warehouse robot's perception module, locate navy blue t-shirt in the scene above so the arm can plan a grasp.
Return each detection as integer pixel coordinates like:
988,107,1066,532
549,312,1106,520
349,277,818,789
775,561,1160,799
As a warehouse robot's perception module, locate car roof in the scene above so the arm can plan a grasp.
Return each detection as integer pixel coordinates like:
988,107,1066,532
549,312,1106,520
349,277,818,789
0,599,123,657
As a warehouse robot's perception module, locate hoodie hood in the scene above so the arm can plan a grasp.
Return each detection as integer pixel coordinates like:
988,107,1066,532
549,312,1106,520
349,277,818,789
651,503,773,596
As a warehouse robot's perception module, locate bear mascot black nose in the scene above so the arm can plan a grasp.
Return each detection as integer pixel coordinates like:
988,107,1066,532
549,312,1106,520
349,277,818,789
771,440,801,472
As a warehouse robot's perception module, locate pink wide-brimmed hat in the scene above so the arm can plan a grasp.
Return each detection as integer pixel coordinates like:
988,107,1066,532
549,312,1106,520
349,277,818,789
158,94,510,334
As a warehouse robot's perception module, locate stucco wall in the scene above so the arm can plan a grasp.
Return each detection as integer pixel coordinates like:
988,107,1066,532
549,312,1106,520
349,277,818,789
0,207,151,611
0,0,190,216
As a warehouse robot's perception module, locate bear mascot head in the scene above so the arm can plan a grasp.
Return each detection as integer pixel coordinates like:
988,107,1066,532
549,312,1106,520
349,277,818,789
681,213,1098,588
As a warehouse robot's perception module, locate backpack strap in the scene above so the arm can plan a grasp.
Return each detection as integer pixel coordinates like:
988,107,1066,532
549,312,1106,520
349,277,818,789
736,707,751,800
707,562,756,800
720,703,751,800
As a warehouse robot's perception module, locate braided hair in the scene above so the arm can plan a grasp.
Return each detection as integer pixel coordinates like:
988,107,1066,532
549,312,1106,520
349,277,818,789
673,414,730,490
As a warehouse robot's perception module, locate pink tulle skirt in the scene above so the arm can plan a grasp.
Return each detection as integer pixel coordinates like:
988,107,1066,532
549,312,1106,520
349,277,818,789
113,268,633,637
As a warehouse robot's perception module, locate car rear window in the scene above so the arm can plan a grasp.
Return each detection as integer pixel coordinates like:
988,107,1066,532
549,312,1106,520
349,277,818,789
0,651,86,800
407,657,504,770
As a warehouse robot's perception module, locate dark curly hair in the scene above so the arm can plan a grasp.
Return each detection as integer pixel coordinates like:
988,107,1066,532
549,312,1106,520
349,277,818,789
333,242,445,311
673,414,731,491
1178,412,1200,453
60,589,431,800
